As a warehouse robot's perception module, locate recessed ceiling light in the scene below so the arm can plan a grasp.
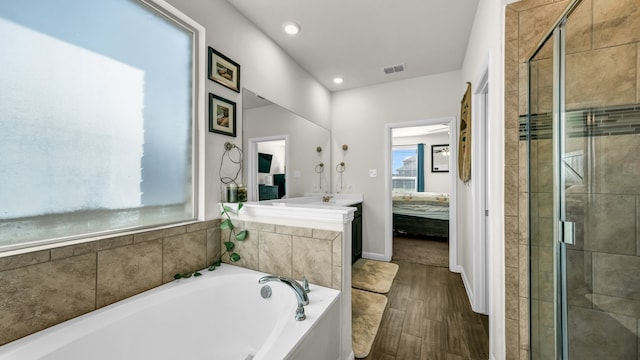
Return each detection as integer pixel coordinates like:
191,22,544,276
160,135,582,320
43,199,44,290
333,77,343,84
283,22,301,35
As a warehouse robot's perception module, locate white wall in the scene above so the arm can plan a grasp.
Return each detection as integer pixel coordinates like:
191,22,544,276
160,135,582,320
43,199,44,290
460,0,509,358
392,132,451,194
331,71,462,257
165,0,331,218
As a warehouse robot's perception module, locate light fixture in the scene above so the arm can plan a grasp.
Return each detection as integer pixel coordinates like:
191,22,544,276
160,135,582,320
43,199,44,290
333,77,343,85
283,22,301,35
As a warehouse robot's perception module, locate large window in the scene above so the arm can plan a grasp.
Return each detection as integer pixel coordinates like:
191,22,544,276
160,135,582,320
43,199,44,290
0,0,199,251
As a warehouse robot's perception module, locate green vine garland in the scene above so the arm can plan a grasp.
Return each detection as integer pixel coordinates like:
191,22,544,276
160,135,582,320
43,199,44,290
174,202,248,279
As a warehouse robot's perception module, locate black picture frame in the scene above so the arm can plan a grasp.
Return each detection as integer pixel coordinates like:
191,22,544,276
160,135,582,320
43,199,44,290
431,144,450,172
208,47,240,92
209,93,236,137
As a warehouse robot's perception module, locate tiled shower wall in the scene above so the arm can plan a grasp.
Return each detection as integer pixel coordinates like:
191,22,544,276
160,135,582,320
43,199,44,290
0,219,343,346
506,0,640,358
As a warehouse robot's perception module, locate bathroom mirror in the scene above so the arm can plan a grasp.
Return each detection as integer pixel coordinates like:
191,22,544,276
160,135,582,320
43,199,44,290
242,89,331,201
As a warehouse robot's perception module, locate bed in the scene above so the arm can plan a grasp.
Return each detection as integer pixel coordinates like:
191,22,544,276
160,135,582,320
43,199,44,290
392,191,449,239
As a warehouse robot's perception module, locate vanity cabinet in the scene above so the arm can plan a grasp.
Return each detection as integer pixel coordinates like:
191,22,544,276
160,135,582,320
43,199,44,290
351,203,362,264
259,184,279,200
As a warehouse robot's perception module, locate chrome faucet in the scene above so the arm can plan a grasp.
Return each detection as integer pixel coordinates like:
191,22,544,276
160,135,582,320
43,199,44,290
258,275,309,321
322,195,333,203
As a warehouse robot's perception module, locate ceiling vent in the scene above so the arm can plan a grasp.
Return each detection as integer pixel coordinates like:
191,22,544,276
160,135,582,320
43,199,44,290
383,63,406,74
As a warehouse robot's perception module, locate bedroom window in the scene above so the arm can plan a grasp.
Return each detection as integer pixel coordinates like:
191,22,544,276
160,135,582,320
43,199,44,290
392,147,418,192
0,0,200,252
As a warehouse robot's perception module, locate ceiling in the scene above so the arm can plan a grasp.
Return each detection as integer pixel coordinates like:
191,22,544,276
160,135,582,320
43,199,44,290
226,0,480,92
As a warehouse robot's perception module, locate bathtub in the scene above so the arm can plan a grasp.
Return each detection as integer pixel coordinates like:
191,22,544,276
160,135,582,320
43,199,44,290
0,264,342,360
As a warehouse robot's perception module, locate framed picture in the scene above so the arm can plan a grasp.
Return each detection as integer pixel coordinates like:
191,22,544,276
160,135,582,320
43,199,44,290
208,47,240,92
431,144,450,172
209,93,236,137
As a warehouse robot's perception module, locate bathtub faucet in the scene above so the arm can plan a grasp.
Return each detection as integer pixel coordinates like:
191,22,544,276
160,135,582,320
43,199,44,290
258,275,309,321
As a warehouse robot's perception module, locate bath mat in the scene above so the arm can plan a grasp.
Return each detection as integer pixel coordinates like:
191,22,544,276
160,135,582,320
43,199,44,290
351,258,398,294
352,288,388,359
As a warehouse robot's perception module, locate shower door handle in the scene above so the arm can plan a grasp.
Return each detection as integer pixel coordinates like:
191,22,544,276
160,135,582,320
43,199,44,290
560,220,575,245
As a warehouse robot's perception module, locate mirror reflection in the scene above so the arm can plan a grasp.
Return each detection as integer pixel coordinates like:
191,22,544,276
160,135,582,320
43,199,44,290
242,89,331,201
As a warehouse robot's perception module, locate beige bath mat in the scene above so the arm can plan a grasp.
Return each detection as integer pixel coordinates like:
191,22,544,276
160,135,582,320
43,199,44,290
351,258,399,294
352,288,388,358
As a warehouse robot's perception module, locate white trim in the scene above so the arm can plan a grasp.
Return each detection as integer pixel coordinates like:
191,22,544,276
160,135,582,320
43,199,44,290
384,117,458,268
470,53,490,315
460,266,474,304
361,251,388,261
247,135,290,202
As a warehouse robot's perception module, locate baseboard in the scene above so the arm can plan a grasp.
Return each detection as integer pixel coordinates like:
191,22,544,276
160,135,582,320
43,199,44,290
490,354,496,360
459,266,475,309
361,251,391,262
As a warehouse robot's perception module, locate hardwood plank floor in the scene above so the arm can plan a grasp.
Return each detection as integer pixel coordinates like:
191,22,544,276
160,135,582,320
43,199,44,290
361,260,489,360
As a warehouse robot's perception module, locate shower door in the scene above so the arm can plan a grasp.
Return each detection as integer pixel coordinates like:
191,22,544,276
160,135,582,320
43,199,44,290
529,0,640,358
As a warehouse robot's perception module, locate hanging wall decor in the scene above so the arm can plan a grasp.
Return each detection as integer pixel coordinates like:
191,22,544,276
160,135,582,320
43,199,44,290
458,82,471,182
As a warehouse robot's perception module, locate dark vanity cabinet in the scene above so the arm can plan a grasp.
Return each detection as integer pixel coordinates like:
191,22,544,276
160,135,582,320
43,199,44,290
351,203,362,264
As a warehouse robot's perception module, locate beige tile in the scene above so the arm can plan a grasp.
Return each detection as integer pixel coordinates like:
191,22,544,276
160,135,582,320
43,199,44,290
536,139,552,193
95,235,133,251
585,194,636,255
508,0,557,12
133,225,185,243
506,266,519,320
529,140,539,192
536,58,553,114
518,194,529,245
505,165,519,216
568,306,637,359
292,236,333,288
332,266,342,290
519,141,528,191
505,318,520,360
244,221,275,232
519,63,529,116
50,241,99,260
0,250,50,272
312,229,340,240
332,234,343,267
593,134,640,194
506,7,519,41
0,254,96,345
565,0,592,54
519,1,568,62
221,227,258,271
506,128,519,166
566,44,637,110
566,249,593,308
519,297,529,350
96,240,163,308
505,91,520,129
593,293,640,318
186,219,218,233
593,252,640,301
506,216,520,268
593,0,640,49
258,232,292,277
506,43,519,94
519,245,529,298
275,225,313,237
206,227,221,265
162,230,207,282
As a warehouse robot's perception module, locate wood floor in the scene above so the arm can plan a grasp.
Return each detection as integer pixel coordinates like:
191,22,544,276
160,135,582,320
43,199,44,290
361,241,489,359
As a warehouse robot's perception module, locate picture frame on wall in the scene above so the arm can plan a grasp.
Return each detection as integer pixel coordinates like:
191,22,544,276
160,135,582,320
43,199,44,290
432,144,450,172
208,47,240,92
209,93,236,137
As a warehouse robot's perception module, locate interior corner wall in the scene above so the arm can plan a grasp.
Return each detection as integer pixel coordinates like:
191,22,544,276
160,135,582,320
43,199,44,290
165,0,331,218
330,71,462,257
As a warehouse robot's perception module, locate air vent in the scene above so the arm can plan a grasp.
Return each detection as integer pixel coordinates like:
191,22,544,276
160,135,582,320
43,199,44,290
383,63,406,74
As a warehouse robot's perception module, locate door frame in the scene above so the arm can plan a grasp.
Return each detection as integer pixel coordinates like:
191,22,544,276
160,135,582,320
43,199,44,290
383,117,458,270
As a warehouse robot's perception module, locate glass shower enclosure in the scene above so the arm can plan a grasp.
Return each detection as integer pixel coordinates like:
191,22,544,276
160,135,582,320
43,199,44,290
528,0,640,358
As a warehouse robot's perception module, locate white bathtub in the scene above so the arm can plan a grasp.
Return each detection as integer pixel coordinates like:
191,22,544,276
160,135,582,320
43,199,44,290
0,264,342,360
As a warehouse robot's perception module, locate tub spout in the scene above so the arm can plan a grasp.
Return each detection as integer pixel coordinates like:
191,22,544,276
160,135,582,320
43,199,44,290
258,275,309,321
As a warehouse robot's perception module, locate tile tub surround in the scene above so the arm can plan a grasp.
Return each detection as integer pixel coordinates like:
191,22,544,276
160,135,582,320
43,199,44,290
0,202,355,359
0,220,222,346
508,0,640,358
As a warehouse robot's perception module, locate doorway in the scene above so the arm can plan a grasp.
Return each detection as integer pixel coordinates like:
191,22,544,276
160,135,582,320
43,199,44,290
384,117,457,270
247,136,288,201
